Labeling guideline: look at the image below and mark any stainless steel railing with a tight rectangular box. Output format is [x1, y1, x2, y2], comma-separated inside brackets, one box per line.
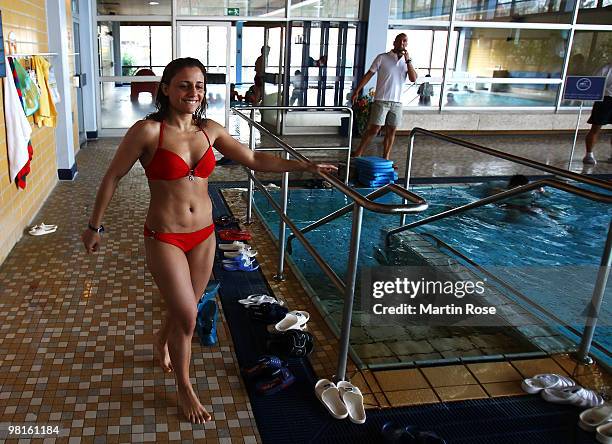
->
[391, 128, 612, 364]
[231, 106, 429, 380]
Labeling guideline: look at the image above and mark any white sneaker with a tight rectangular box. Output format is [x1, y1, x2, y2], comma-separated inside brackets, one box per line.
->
[583, 153, 597, 165]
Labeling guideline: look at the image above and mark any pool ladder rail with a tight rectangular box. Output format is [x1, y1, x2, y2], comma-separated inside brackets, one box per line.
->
[391, 128, 612, 367]
[232, 106, 429, 381]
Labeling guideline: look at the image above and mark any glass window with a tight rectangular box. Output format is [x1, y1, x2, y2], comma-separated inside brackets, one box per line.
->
[97, 0, 171, 15]
[577, 0, 612, 24]
[98, 22, 172, 77]
[176, 0, 286, 17]
[454, 0, 576, 23]
[389, 0, 452, 20]
[289, 0, 360, 19]
[561, 30, 612, 106]
[443, 82, 558, 106]
[449, 27, 568, 80]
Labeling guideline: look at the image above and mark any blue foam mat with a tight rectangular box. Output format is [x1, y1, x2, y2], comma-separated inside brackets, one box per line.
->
[208, 183, 597, 444]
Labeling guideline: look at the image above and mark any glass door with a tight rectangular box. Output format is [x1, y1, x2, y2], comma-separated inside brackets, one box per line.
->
[177, 22, 231, 128]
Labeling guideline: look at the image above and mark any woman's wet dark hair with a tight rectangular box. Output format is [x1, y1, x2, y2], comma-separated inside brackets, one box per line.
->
[507, 174, 529, 189]
[146, 57, 207, 126]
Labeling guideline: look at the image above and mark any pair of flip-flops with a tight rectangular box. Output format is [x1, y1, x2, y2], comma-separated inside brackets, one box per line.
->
[315, 379, 366, 424]
[29, 223, 57, 236]
[222, 255, 259, 272]
[242, 355, 296, 395]
[239, 294, 284, 306]
[522, 373, 604, 408]
[579, 403, 612, 444]
[381, 422, 446, 443]
[218, 229, 252, 241]
[267, 329, 314, 358]
[273, 310, 309, 332]
[248, 302, 288, 324]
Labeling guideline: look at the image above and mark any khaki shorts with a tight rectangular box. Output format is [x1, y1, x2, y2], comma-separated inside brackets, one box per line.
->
[369, 100, 403, 127]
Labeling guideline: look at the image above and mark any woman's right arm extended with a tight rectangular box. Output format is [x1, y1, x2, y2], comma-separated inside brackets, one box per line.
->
[81, 120, 154, 253]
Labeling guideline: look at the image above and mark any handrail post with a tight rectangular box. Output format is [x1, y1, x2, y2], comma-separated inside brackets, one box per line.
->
[335, 205, 364, 381]
[400, 131, 416, 226]
[274, 151, 290, 282]
[246, 108, 255, 225]
[576, 219, 612, 363]
[345, 109, 354, 185]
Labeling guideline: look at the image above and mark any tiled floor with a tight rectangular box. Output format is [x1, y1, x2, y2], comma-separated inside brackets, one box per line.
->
[0, 128, 610, 442]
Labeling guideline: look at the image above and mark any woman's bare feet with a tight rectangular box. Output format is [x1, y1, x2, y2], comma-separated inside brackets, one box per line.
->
[177, 386, 212, 424]
[154, 331, 173, 373]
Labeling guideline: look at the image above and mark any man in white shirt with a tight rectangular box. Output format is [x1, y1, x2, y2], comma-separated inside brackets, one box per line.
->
[583, 62, 612, 165]
[351, 33, 418, 160]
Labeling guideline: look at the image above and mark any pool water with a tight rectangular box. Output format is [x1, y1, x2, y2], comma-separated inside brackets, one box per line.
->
[445, 90, 554, 107]
[253, 184, 611, 362]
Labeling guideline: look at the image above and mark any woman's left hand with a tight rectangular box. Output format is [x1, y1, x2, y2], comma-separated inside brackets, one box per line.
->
[306, 163, 338, 175]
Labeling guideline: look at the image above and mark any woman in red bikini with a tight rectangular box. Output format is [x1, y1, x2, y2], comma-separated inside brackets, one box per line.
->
[81, 58, 336, 424]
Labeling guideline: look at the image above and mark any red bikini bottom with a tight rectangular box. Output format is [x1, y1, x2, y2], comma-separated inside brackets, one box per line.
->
[144, 223, 215, 253]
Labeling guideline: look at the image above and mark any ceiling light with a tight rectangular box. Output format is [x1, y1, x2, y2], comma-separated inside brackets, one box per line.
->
[149, 1, 159, 4]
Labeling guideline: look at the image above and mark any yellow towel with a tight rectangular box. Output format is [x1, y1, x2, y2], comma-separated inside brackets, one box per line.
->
[32, 55, 57, 127]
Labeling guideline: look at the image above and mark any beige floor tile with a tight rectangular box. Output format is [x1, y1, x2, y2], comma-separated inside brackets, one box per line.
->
[435, 385, 488, 402]
[467, 362, 523, 384]
[374, 369, 430, 391]
[511, 358, 568, 378]
[385, 389, 439, 407]
[422, 365, 477, 387]
[483, 381, 528, 397]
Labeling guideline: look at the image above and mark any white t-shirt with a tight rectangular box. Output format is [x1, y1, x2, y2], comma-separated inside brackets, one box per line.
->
[594, 64, 612, 97]
[368, 51, 409, 103]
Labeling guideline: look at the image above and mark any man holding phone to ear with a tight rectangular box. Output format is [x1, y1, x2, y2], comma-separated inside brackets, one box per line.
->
[351, 33, 417, 160]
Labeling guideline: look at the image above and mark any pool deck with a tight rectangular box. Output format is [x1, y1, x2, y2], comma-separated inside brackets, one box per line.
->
[0, 132, 609, 442]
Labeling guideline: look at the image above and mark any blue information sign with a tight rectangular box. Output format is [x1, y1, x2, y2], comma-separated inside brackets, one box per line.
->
[563, 76, 606, 101]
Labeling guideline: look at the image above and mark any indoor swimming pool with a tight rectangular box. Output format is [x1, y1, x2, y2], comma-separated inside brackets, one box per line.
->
[253, 183, 612, 366]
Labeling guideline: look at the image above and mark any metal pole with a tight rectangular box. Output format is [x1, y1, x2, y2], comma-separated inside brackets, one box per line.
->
[274, 151, 290, 282]
[568, 101, 583, 169]
[345, 109, 353, 185]
[246, 108, 255, 224]
[400, 132, 416, 226]
[335, 205, 364, 381]
[576, 219, 612, 363]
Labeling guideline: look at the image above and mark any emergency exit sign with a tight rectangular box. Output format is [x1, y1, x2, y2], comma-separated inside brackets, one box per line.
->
[226, 8, 239, 16]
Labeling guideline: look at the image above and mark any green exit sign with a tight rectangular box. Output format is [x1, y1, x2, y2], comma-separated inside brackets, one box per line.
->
[226, 8, 240, 16]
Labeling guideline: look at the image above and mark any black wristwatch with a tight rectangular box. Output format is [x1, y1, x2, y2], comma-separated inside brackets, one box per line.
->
[88, 223, 105, 234]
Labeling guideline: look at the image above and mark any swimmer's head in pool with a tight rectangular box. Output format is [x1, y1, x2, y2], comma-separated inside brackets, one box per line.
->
[507, 174, 529, 189]
[147, 57, 208, 126]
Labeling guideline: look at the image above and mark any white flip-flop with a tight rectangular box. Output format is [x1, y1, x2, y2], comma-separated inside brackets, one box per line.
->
[542, 385, 604, 408]
[218, 241, 249, 251]
[597, 422, 612, 444]
[580, 403, 612, 432]
[238, 294, 283, 306]
[315, 379, 348, 420]
[275, 310, 309, 331]
[29, 225, 57, 236]
[337, 380, 366, 424]
[521, 373, 575, 394]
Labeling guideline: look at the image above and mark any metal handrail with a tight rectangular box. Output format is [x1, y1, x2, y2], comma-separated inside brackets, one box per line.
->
[417, 232, 611, 359]
[387, 178, 612, 245]
[231, 106, 429, 381]
[232, 107, 428, 214]
[402, 128, 612, 198]
[286, 183, 427, 254]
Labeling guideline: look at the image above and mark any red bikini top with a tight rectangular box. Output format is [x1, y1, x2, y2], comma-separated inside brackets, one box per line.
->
[145, 121, 216, 181]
